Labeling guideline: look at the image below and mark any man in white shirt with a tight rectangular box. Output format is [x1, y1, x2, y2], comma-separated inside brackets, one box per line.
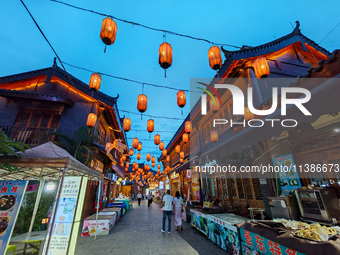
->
[137, 192, 142, 206]
[161, 190, 173, 234]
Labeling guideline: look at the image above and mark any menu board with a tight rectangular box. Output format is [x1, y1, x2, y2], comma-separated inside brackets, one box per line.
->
[0, 180, 27, 255]
[272, 154, 302, 193]
[240, 228, 304, 255]
[47, 176, 81, 255]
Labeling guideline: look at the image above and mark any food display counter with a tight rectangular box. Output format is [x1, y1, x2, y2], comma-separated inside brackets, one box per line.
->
[207, 213, 248, 254]
[81, 213, 117, 236]
[239, 221, 340, 255]
[190, 209, 208, 235]
[100, 207, 122, 223]
[114, 199, 130, 211]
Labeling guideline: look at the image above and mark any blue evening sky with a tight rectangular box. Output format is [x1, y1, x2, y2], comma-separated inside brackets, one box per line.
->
[1, 0, 339, 167]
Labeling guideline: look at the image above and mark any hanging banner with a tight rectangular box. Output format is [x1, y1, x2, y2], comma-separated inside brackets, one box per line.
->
[186, 169, 192, 179]
[46, 176, 81, 255]
[0, 180, 27, 255]
[191, 177, 200, 201]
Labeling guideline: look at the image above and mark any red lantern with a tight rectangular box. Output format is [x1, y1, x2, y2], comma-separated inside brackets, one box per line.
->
[182, 133, 189, 143]
[129, 148, 134, 156]
[166, 155, 170, 162]
[151, 156, 155, 163]
[100, 18, 117, 46]
[175, 145, 181, 154]
[208, 46, 222, 70]
[89, 73, 101, 92]
[120, 162, 124, 168]
[211, 130, 218, 142]
[159, 142, 164, 150]
[158, 164, 161, 169]
[159, 42, 173, 70]
[146, 153, 151, 161]
[87, 113, 97, 128]
[185, 121, 191, 133]
[177, 90, 186, 108]
[137, 153, 141, 160]
[209, 97, 220, 112]
[180, 151, 184, 159]
[137, 94, 148, 113]
[137, 142, 142, 151]
[123, 118, 131, 132]
[134, 164, 138, 170]
[121, 155, 126, 161]
[244, 107, 254, 121]
[152, 162, 155, 168]
[180, 158, 183, 164]
[147, 119, 154, 133]
[253, 57, 270, 79]
[132, 138, 139, 149]
[162, 149, 167, 157]
[154, 134, 160, 145]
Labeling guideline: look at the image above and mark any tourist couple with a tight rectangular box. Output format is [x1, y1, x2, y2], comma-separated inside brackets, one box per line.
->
[161, 190, 183, 234]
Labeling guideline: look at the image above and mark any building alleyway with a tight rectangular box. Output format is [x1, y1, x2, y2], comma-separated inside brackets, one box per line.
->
[75, 201, 225, 255]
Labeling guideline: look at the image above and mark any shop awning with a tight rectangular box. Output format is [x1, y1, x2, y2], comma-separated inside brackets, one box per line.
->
[111, 164, 125, 179]
[0, 141, 102, 180]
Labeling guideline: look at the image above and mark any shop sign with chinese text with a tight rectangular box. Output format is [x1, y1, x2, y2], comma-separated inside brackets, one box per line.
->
[240, 228, 304, 255]
[0, 181, 27, 255]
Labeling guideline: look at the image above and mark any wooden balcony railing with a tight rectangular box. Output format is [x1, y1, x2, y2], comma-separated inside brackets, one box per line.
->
[0, 126, 58, 147]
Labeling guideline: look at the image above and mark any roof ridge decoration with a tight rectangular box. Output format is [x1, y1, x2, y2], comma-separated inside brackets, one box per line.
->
[221, 21, 331, 59]
[0, 60, 120, 107]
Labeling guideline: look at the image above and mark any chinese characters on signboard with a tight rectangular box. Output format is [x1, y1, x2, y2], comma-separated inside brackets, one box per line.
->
[0, 181, 27, 255]
[240, 228, 304, 255]
[46, 177, 81, 255]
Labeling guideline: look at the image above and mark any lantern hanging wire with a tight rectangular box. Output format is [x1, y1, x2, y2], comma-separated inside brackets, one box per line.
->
[141, 83, 145, 120]
[163, 32, 167, 78]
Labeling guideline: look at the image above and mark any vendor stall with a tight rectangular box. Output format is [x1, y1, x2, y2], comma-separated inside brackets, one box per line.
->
[207, 213, 248, 254]
[114, 198, 130, 211]
[81, 213, 117, 236]
[239, 221, 340, 255]
[0, 142, 102, 255]
[190, 209, 208, 235]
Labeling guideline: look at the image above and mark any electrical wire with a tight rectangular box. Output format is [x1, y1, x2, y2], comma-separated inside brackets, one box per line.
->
[130, 129, 176, 133]
[119, 109, 184, 120]
[62, 61, 200, 93]
[50, 0, 241, 49]
[319, 22, 340, 44]
[126, 138, 170, 142]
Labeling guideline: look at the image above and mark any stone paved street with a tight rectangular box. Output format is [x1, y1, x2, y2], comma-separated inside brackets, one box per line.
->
[75, 201, 225, 255]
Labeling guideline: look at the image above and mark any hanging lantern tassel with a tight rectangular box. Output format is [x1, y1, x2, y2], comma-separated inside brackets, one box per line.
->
[181, 108, 183, 115]
[104, 45, 107, 53]
[164, 69, 166, 78]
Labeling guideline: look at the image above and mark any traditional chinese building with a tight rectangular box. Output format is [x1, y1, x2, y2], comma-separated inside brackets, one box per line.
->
[161, 22, 340, 218]
[0, 59, 127, 218]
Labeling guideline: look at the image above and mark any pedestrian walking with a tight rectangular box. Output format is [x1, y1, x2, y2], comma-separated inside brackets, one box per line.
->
[147, 192, 152, 207]
[173, 191, 183, 231]
[161, 190, 173, 234]
[137, 192, 142, 206]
